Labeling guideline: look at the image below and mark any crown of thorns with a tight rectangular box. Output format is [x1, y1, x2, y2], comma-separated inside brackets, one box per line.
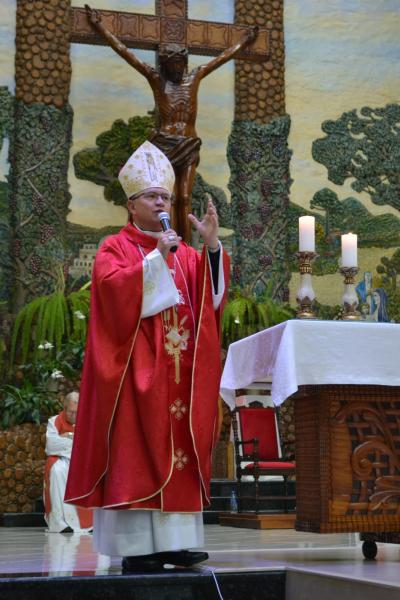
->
[159, 44, 188, 60]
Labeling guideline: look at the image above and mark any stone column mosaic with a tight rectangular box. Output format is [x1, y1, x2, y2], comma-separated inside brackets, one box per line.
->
[0, 424, 46, 514]
[235, 0, 285, 123]
[9, 0, 73, 309]
[229, 0, 290, 301]
[227, 117, 291, 301]
[0, 87, 14, 304]
[228, 1, 293, 450]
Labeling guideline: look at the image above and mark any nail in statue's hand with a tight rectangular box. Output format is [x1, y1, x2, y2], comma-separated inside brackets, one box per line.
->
[246, 26, 259, 44]
[85, 4, 102, 24]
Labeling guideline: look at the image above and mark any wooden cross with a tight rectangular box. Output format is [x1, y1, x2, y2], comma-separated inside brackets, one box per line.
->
[70, 1, 269, 239]
[70, 1, 269, 61]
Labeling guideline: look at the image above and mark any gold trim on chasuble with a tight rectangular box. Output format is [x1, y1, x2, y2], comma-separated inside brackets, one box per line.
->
[162, 307, 190, 384]
[174, 448, 190, 470]
[189, 258, 212, 505]
[170, 398, 188, 420]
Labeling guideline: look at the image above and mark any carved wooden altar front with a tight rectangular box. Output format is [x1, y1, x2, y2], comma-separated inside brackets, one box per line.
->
[294, 385, 400, 533]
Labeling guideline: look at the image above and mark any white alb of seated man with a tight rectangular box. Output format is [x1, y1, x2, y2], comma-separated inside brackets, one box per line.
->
[44, 392, 93, 533]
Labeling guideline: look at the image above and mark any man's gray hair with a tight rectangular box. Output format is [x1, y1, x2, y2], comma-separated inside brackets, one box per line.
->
[64, 391, 79, 405]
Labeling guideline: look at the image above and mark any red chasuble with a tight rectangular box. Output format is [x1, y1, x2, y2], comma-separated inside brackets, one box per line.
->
[65, 224, 229, 512]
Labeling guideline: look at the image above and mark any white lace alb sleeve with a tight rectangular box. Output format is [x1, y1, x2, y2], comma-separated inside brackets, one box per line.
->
[141, 249, 180, 318]
[45, 416, 73, 459]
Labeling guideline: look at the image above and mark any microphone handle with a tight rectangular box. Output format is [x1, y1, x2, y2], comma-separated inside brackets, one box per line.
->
[160, 218, 178, 253]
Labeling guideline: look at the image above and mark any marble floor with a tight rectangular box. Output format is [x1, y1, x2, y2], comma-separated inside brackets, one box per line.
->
[0, 525, 399, 591]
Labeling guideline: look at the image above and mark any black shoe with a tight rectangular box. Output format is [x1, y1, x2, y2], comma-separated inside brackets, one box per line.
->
[154, 550, 209, 567]
[60, 527, 73, 533]
[122, 555, 165, 573]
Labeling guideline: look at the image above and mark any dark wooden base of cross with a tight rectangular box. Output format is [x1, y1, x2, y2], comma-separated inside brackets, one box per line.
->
[172, 198, 191, 245]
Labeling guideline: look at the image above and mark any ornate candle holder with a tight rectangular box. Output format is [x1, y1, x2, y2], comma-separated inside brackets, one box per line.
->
[295, 251, 317, 319]
[339, 266, 360, 320]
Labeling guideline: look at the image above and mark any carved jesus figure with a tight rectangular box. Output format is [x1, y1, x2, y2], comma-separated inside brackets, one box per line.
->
[85, 4, 258, 240]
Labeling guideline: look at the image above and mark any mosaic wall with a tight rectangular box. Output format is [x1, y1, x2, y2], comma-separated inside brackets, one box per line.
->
[0, 2, 399, 492]
[285, 0, 400, 320]
[0, 423, 46, 514]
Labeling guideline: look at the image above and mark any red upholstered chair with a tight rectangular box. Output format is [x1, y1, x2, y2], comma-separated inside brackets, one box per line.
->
[232, 406, 296, 514]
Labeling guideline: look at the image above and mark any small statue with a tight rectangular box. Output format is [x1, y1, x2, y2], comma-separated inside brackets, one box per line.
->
[85, 4, 258, 240]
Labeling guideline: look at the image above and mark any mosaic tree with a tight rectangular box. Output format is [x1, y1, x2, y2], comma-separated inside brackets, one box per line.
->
[73, 114, 231, 250]
[312, 104, 400, 211]
[73, 115, 156, 208]
[228, 117, 292, 300]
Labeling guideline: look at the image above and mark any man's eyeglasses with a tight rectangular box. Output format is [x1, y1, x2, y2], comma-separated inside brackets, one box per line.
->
[138, 192, 172, 203]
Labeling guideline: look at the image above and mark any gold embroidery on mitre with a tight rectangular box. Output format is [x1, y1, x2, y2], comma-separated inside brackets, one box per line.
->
[174, 448, 189, 470]
[162, 309, 190, 384]
[145, 152, 158, 181]
[118, 141, 175, 199]
[169, 398, 187, 420]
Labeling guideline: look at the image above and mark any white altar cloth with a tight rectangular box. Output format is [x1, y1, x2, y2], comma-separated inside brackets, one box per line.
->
[220, 320, 400, 409]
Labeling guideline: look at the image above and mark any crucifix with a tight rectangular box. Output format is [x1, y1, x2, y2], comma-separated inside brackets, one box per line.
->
[70, 1, 270, 241]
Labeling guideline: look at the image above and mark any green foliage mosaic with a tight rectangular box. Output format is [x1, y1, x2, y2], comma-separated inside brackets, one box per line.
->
[227, 117, 292, 301]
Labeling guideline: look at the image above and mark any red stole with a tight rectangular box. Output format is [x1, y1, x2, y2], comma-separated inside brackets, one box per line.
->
[65, 224, 229, 510]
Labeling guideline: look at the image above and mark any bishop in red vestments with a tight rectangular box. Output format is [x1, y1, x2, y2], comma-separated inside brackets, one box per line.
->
[65, 141, 229, 571]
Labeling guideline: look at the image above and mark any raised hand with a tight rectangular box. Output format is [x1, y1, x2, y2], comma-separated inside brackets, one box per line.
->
[188, 197, 219, 249]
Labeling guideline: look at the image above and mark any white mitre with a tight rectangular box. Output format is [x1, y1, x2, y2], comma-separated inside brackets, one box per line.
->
[118, 140, 175, 199]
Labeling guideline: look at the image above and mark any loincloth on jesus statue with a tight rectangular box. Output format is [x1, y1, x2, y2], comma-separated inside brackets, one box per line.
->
[150, 132, 201, 170]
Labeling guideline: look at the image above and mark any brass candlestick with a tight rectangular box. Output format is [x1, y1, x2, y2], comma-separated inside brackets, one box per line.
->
[339, 266, 360, 320]
[295, 251, 317, 319]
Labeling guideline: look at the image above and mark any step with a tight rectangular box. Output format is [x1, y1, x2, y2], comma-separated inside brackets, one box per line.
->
[0, 570, 286, 600]
[286, 569, 400, 600]
[0, 513, 46, 528]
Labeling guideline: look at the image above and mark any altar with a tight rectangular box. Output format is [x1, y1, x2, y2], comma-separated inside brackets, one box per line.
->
[220, 320, 400, 544]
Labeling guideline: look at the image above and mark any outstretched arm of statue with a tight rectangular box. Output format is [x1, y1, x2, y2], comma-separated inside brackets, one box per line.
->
[84, 4, 156, 81]
[196, 26, 259, 80]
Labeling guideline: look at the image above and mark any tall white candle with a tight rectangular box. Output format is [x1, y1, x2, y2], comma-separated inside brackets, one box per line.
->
[341, 232, 358, 267]
[299, 216, 315, 252]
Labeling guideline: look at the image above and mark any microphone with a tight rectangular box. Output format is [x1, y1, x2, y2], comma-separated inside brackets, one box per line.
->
[158, 211, 178, 253]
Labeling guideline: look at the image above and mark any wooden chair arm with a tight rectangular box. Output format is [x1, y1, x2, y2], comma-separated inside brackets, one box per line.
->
[234, 438, 260, 464]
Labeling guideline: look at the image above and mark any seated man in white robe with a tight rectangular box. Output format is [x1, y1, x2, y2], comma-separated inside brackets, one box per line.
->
[44, 392, 93, 533]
